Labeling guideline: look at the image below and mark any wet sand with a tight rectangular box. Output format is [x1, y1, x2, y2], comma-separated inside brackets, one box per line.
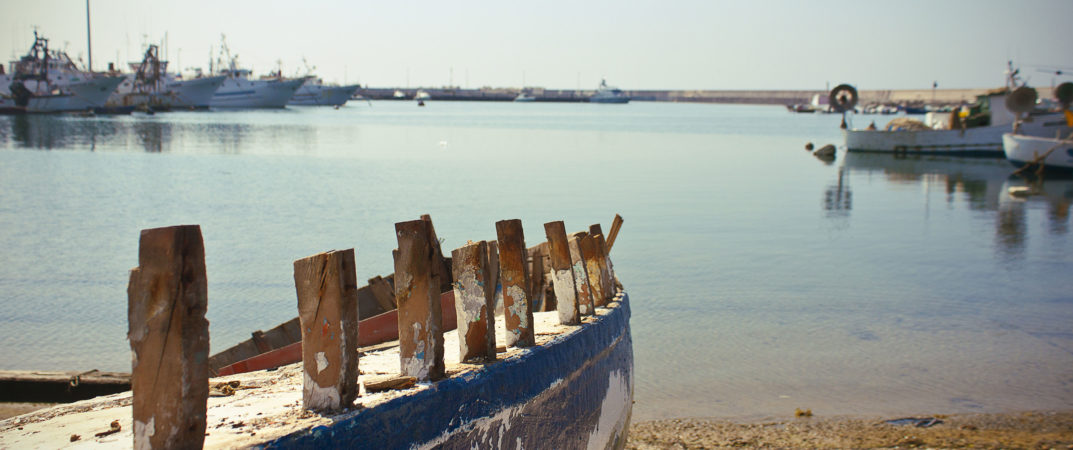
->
[627, 411, 1073, 449]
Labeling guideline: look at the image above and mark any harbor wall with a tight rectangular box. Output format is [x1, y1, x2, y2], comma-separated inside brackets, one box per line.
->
[360, 87, 1056, 106]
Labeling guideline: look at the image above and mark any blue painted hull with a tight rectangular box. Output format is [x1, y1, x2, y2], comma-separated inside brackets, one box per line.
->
[262, 292, 634, 449]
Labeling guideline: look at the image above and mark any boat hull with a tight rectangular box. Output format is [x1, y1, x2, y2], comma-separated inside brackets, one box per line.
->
[1003, 133, 1073, 175]
[22, 76, 124, 113]
[289, 83, 360, 106]
[844, 113, 1069, 156]
[210, 78, 304, 108]
[265, 291, 634, 450]
[589, 96, 630, 104]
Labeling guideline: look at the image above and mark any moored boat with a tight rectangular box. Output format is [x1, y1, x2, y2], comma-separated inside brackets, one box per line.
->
[841, 65, 1071, 156]
[107, 45, 226, 110]
[207, 38, 304, 108]
[1002, 132, 1073, 175]
[590, 78, 629, 104]
[0, 31, 124, 114]
[288, 78, 360, 106]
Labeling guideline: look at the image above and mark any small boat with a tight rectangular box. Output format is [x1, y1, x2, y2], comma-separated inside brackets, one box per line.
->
[0, 31, 124, 114]
[288, 78, 360, 106]
[107, 44, 226, 110]
[414, 89, 431, 101]
[589, 78, 630, 104]
[513, 91, 536, 102]
[1003, 131, 1073, 175]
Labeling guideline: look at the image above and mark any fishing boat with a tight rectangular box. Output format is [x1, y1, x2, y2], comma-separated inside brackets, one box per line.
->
[841, 65, 1070, 156]
[0, 31, 124, 114]
[207, 38, 305, 108]
[1002, 132, 1073, 175]
[513, 91, 536, 102]
[288, 78, 360, 106]
[589, 78, 629, 104]
[107, 44, 226, 110]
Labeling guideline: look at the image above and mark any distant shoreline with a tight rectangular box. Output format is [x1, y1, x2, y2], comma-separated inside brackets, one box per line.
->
[359, 86, 1057, 106]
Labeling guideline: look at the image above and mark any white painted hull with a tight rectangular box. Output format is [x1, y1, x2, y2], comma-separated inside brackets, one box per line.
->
[109, 75, 226, 110]
[24, 76, 124, 113]
[210, 78, 305, 108]
[288, 83, 359, 106]
[843, 112, 1069, 156]
[1002, 133, 1073, 173]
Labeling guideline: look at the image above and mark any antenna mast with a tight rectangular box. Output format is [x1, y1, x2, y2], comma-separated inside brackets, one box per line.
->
[85, 0, 92, 72]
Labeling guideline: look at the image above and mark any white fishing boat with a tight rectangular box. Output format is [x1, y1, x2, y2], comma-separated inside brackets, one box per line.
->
[108, 45, 225, 110]
[841, 64, 1070, 156]
[0, 31, 124, 114]
[288, 78, 360, 106]
[513, 91, 536, 102]
[589, 78, 629, 104]
[207, 38, 304, 108]
[1002, 131, 1073, 175]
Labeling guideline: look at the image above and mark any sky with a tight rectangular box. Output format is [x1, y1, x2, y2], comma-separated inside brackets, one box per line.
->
[2, 0, 1072, 91]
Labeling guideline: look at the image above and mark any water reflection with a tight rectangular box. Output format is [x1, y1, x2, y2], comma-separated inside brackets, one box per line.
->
[837, 152, 1073, 258]
[1, 113, 316, 155]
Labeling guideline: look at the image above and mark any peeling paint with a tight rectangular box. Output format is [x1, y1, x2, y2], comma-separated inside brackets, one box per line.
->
[304, 369, 341, 411]
[587, 369, 632, 450]
[134, 417, 154, 450]
[551, 268, 577, 324]
[315, 352, 329, 373]
[506, 285, 529, 331]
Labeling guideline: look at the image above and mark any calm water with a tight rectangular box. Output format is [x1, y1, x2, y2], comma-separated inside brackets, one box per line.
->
[1, 102, 1071, 421]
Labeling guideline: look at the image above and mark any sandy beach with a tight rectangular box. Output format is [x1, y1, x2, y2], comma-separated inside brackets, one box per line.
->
[627, 410, 1073, 449]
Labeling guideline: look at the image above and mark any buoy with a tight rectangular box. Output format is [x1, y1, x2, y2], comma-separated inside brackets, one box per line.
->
[805, 142, 814, 151]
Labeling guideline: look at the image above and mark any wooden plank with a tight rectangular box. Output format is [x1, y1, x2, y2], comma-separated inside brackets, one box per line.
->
[580, 233, 607, 307]
[496, 219, 535, 347]
[367, 275, 397, 311]
[394, 220, 445, 381]
[127, 225, 209, 450]
[355, 284, 387, 319]
[421, 214, 454, 292]
[527, 244, 549, 312]
[606, 214, 624, 253]
[486, 240, 501, 312]
[568, 232, 595, 315]
[293, 249, 360, 412]
[544, 221, 580, 325]
[594, 234, 615, 299]
[450, 241, 497, 362]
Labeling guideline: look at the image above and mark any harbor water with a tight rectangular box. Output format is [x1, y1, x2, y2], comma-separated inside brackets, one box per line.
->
[1, 102, 1070, 421]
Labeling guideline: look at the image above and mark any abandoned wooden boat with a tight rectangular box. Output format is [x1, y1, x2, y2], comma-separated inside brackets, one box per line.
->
[0, 291, 633, 449]
[0, 215, 631, 449]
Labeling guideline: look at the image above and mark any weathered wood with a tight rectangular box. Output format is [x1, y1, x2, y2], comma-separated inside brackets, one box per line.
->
[127, 225, 209, 450]
[486, 240, 501, 311]
[567, 232, 595, 315]
[527, 245, 549, 312]
[450, 241, 497, 362]
[594, 234, 616, 299]
[589, 224, 604, 243]
[544, 221, 580, 325]
[395, 220, 445, 381]
[606, 214, 624, 253]
[355, 284, 387, 318]
[363, 375, 417, 393]
[367, 275, 397, 311]
[496, 219, 535, 347]
[421, 214, 454, 292]
[580, 233, 607, 307]
[293, 249, 360, 412]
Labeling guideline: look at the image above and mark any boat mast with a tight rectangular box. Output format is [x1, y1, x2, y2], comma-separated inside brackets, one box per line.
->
[85, 0, 92, 72]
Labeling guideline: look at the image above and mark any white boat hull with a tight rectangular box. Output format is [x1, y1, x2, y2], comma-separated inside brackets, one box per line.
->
[288, 83, 359, 106]
[210, 78, 304, 108]
[109, 75, 226, 110]
[844, 112, 1070, 156]
[24, 76, 124, 113]
[1003, 132, 1073, 174]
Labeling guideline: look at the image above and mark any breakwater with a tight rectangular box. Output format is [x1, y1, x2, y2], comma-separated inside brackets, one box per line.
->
[359, 86, 1050, 105]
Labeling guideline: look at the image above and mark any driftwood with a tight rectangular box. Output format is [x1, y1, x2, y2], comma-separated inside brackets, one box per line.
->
[363, 375, 417, 393]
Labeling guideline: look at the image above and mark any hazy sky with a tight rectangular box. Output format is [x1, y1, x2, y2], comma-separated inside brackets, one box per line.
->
[3, 0, 1071, 90]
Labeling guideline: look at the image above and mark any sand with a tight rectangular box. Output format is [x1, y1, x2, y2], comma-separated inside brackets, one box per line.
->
[627, 411, 1073, 449]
